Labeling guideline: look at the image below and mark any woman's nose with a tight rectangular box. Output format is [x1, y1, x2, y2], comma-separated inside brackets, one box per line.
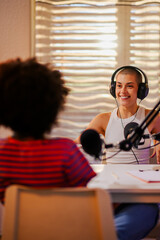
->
[121, 86, 127, 93]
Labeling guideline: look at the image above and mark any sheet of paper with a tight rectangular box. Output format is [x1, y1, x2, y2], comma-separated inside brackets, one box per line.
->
[127, 170, 160, 183]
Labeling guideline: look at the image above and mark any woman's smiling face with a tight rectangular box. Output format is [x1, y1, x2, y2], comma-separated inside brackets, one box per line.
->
[115, 73, 139, 108]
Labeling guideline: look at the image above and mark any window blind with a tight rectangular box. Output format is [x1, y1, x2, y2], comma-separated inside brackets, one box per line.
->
[32, 0, 160, 139]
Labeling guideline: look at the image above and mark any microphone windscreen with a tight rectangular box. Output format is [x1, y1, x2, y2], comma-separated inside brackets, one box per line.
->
[124, 122, 139, 139]
[124, 122, 142, 148]
[80, 129, 102, 158]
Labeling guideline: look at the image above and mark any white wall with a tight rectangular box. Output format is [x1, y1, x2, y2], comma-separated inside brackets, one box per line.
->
[0, 0, 31, 138]
[0, 1, 31, 231]
[0, 0, 31, 61]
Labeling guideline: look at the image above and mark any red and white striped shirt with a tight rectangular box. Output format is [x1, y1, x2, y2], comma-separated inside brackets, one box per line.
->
[0, 137, 96, 203]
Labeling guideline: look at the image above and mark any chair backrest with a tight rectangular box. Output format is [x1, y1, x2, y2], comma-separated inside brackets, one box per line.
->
[2, 185, 117, 240]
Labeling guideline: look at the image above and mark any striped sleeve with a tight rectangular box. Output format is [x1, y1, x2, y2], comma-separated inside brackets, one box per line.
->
[64, 140, 97, 186]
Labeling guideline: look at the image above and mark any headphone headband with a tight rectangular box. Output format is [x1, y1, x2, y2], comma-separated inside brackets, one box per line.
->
[110, 65, 149, 100]
[111, 65, 148, 85]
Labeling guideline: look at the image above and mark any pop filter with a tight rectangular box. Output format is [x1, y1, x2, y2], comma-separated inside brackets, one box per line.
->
[124, 122, 143, 148]
[80, 129, 102, 159]
[124, 122, 139, 139]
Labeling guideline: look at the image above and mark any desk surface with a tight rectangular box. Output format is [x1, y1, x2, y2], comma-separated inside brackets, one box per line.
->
[87, 164, 160, 203]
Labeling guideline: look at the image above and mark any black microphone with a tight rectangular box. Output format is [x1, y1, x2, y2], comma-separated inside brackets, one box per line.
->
[120, 99, 160, 151]
[124, 122, 139, 139]
[80, 128, 133, 158]
[80, 129, 102, 159]
[80, 129, 119, 158]
[124, 122, 143, 148]
[124, 122, 160, 145]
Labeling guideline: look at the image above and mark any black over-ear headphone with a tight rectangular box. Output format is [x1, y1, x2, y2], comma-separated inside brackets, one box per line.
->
[110, 66, 149, 100]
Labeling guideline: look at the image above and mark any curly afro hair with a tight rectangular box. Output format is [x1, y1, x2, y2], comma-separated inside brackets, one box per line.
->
[0, 58, 69, 139]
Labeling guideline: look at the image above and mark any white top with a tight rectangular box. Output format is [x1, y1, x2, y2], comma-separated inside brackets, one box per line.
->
[105, 106, 151, 164]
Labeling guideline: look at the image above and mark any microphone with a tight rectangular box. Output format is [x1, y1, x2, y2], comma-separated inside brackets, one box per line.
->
[80, 129, 102, 159]
[121, 99, 160, 151]
[124, 122, 143, 148]
[80, 129, 120, 158]
[124, 122, 139, 139]
[124, 122, 160, 146]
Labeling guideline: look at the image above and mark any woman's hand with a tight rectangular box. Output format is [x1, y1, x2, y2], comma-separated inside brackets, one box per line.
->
[150, 140, 160, 164]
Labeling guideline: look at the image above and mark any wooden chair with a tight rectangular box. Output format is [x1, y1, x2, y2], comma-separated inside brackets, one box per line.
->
[2, 185, 117, 240]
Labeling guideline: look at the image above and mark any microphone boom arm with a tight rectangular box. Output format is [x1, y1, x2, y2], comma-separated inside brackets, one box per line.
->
[120, 99, 160, 151]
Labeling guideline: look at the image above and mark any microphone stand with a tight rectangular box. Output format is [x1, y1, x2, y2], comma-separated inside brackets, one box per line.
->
[120, 99, 160, 151]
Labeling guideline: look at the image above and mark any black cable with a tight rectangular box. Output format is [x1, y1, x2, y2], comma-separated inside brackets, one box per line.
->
[103, 149, 122, 161]
[136, 141, 160, 150]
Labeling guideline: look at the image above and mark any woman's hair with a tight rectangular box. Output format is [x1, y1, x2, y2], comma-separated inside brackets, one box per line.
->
[0, 58, 69, 139]
[117, 67, 142, 86]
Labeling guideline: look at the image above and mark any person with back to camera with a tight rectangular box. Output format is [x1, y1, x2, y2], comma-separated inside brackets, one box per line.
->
[0, 58, 97, 207]
[75, 66, 160, 240]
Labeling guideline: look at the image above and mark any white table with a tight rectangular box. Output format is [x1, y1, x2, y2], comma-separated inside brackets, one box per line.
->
[87, 164, 160, 203]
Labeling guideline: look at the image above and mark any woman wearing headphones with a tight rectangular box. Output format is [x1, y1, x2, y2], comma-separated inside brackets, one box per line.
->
[91, 66, 160, 164]
[75, 66, 160, 240]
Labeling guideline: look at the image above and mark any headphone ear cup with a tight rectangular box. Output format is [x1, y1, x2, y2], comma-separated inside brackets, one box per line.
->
[110, 81, 116, 98]
[137, 83, 149, 100]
